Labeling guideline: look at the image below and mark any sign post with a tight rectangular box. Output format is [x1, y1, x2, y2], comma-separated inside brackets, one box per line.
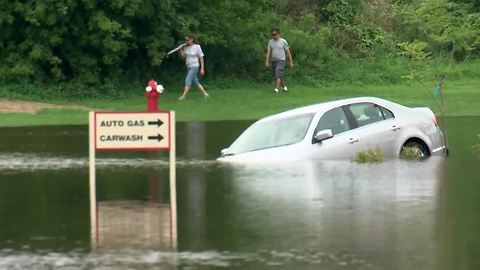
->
[89, 111, 176, 248]
[89, 112, 97, 244]
[169, 112, 176, 245]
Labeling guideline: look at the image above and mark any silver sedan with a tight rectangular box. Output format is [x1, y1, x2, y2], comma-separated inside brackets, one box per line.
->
[218, 97, 447, 162]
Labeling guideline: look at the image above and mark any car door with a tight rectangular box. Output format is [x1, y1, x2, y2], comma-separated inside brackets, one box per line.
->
[344, 102, 398, 156]
[310, 106, 366, 159]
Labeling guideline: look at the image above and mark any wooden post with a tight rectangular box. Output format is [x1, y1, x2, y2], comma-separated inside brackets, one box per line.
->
[89, 112, 97, 248]
[169, 111, 177, 248]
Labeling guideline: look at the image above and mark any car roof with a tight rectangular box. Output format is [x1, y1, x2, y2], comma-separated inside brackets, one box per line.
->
[259, 97, 402, 122]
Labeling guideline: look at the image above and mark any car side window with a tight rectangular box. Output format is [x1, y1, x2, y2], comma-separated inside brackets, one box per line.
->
[380, 106, 394, 119]
[348, 103, 392, 127]
[315, 107, 351, 136]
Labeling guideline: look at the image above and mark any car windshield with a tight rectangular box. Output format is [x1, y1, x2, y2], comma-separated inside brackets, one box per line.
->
[227, 113, 314, 155]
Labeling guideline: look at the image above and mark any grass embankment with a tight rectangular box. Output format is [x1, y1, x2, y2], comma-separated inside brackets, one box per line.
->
[0, 78, 479, 127]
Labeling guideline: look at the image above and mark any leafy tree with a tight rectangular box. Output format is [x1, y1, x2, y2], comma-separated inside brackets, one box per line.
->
[397, 0, 480, 146]
[452, 0, 480, 11]
[317, 0, 364, 25]
[0, 0, 272, 85]
[1, 0, 479, 93]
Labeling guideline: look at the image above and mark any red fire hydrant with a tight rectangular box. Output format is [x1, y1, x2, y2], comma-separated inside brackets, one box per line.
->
[145, 79, 164, 112]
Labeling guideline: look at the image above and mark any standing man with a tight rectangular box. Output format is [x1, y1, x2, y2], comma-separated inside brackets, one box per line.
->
[178, 35, 209, 100]
[265, 28, 293, 93]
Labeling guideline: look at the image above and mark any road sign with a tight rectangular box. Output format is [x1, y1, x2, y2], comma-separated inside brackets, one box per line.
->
[94, 111, 170, 150]
[88, 110, 177, 248]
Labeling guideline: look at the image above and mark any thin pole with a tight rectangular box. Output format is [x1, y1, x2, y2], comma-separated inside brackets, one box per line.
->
[89, 112, 97, 249]
[169, 111, 177, 248]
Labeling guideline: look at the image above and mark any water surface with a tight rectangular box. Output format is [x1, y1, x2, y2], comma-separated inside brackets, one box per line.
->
[0, 117, 479, 269]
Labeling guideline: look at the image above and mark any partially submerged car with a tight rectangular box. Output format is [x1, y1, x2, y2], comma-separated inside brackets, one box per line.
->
[218, 97, 446, 162]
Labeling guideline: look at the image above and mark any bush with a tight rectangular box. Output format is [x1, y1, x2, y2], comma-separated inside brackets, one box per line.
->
[353, 148, 386, 163]
[1, 0, 478, 94]
[400, 147, 424, 160]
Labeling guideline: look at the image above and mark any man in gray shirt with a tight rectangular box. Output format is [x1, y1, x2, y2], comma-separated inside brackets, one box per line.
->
[265, 28, 294, 93]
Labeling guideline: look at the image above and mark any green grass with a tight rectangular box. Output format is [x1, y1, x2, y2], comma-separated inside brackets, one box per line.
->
[473, 134, 480, 156]
[1, 78, 479, 127]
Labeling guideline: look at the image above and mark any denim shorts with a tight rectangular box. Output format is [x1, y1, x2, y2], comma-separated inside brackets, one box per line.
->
[185, 66, 200, 87]
[271, 60, 285, 80]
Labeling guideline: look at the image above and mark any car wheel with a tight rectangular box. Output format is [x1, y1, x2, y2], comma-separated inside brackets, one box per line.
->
[401, 141, 430, 159]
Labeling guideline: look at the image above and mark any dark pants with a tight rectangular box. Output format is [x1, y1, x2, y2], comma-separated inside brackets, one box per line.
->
[271, 60, 285, 80]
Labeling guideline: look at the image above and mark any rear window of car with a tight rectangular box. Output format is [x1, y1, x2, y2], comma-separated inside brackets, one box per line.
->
[347, 103, 394, 127]
[380, 107, 394, 119]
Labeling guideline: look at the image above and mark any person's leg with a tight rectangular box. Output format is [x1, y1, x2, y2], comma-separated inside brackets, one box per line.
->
[179, 67, 197, 100]
[197, 84, 209, 97]
[275, 61, 286, 92]
[190, 69, 208, 97]
[281, 79, 287, 91]
[272, 61, 279, 92]
[179, 85, 190, 100]
[276, 78, 282, 91]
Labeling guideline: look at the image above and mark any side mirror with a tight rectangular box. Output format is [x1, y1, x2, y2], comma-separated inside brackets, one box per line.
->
[314, 129, 333, 143]
[220, 148, 229, 156]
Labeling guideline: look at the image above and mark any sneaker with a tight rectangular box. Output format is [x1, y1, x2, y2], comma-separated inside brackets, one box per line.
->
[274, 88, 279, 93]
[178, 96, 186, 101]
[283, 86, 288, 92]
[204, 93, 209, 98]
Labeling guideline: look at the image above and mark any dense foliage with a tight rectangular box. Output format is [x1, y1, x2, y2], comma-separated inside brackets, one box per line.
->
[0, 0, 479, 90]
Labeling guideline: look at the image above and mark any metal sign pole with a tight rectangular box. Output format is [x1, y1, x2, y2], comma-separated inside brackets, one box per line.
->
[89, 112, 97, 248]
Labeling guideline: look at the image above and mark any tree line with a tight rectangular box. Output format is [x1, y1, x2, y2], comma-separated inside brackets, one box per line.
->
[1, 0, 479, 87]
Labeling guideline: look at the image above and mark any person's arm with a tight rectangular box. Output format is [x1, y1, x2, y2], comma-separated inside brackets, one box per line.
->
[199, 56, 205, 75]
[179, 47, 186, 59]
[196, 45, 205, 75]
[265, 45, 271, 68]
[286, 48, 293, 68]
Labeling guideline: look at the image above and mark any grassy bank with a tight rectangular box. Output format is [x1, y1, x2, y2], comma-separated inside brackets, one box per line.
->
[0, 78, 479, 127]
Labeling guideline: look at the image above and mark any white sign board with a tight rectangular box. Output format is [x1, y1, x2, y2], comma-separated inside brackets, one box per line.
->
[94, 111, 170, 150]
[88, 110, 177, 249]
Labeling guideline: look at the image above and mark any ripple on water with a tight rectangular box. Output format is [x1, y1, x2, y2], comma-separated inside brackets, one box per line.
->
[0, 152, 222, 172]
[0, 249, 370, 269]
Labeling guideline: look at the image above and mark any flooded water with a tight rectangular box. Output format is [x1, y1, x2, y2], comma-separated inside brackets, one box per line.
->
[0, 117, 479, 269]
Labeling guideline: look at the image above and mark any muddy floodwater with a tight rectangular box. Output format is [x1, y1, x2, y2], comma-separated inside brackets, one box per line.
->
[0, 117, 479, 269]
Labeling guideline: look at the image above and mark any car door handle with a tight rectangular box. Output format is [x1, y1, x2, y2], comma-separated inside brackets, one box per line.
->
[348, 137, 359, 144]
[391, 125, 401, 131]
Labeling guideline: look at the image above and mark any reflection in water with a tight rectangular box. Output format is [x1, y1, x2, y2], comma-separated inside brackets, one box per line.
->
[437, 143, 480, 270]
[185, 122, 206, 159]
[0, 118, 479, 269]
[96, 201, 171, 250]
[90, 158, 178, 252]
[199, 158, 444, 269]
[180, 164, 208, 251]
